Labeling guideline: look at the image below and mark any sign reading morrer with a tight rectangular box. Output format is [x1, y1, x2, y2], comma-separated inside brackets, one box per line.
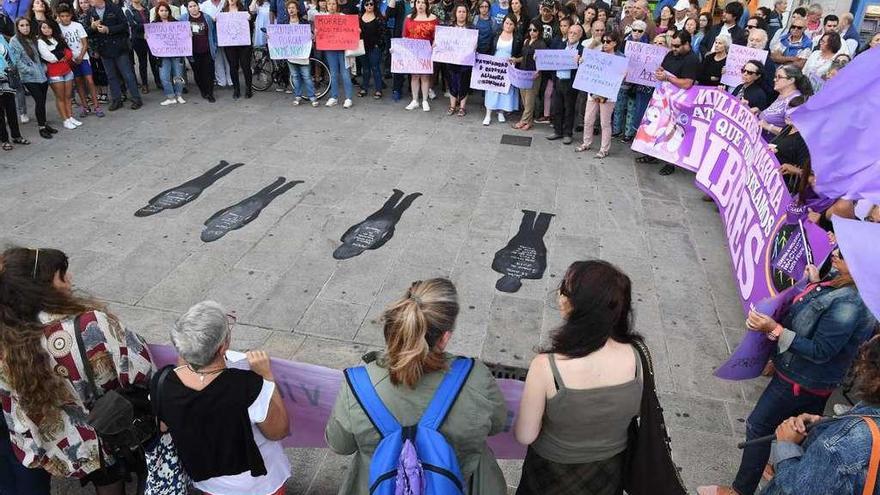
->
[492, 210, 554, 292]
[314, 14, 360, 51]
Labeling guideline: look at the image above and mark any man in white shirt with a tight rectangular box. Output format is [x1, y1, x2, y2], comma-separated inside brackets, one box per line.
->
[672, 0, 688, 31]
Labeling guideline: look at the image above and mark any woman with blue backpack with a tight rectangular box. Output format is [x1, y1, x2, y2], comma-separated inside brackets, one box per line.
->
[325, 278, 509, 495]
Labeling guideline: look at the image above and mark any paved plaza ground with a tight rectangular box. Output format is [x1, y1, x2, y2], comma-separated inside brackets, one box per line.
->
[2, 87, 771, 494]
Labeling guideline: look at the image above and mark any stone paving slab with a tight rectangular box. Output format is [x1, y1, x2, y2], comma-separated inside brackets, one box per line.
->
[1, 87, 765, 494]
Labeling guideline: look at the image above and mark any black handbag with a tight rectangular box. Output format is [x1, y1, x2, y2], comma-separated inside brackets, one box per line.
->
[624, 339, 689, 495]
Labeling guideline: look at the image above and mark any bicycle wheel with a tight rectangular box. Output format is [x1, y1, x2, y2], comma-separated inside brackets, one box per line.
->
[310, 58, 331, 100]
[251, 49, 273, 91]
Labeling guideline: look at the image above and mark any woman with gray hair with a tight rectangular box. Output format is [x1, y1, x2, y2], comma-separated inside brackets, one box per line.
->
[698, 32, 729, 86]
[158, 300, 291, 495]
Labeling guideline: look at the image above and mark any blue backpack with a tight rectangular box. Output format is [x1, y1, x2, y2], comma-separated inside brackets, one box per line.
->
[344, 358, 475, 495]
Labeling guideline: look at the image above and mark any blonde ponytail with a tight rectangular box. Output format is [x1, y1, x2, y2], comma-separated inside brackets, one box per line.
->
[382, 279, 459, 388]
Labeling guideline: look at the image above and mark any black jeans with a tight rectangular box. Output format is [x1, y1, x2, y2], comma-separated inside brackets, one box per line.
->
[191, 52, 215, 98]
[131, 37, 161, 89]
[224, 45, 253, 94]
[551, 78, 577, 137]
[23, 82, 48, 127]
[0, 93, 22, 142]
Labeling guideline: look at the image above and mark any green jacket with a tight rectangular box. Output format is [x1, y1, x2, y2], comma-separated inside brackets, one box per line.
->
[325, 352, 509, 495]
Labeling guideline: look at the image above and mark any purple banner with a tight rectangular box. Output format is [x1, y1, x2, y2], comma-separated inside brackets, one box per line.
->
[833, 217, 880, 321]
[148, 344, 527, 458]
[771, 220, 834, 280]
[390, 38, 433, 74]
[631, 83, 831, 379]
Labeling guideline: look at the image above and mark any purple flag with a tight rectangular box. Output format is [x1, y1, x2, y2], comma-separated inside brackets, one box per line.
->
[789, 48, 880, 203]
[832, 216, 880, 321]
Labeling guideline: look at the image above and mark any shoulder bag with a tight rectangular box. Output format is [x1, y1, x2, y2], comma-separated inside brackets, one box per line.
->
[144, 365, 191, 495]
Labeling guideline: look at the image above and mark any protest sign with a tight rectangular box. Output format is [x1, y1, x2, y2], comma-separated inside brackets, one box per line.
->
[534, 49, 578, 70]
[631, 83, 838, 379]
[144, 22, 192, 57]
[470, 54, 511, 92]
[508, 67, 537, 89]
[390, 38, 433, 74]
[216, 12, 251, 47]
[721, 44, 768, 87]
[314, 14, 360, 50]
[572, 49, 628, 99]
[624, 41, 668, 87]
[266, 24, 312, 60]
[148, 344, 527, 459]
[431, 26, 477, 66]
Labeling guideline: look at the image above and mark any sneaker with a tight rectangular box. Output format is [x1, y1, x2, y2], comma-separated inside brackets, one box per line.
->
[94, 107, 105, 117]
[422, 100, 430, 112]
[482, 114, 491, 126]
[325, 98, 338, 107]
[275, 87, 285, 92]
[292, 97, 302, 106]
[343, 98, 353, 108]
[427, 88, 436, 100]
[444, 90, 451, 98]
[534, 116, 551, 124]
[405, 100, 419, 111]
[285, 88, 293, 94]
[176, 96, 186, 104]
[497, 112, 505, 123]
[63, 119, 77, 130]
[20, 114, 29, 124]
[311, 98, 319, 107]
[70, 118, 83, 127]
[160, 98, 177, 106]
[77, 106, 89, 119]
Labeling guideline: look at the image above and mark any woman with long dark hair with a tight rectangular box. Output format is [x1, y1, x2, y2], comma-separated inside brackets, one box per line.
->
[0, 34, 29, 151]
[515, 260, 645, 495]
[0, 247, 154, 495]
[151, 1, 187, 105]
[180, 0, 219, 102]
[358, 0, 384, 98]
[9, 17, 56, 140]
[443, 2, 473, 116]
[36, 20, 80, 130]
[222, 0, 256, 99]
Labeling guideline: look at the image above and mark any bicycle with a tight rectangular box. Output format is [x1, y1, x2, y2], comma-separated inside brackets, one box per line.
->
[251, 45, 331, 99]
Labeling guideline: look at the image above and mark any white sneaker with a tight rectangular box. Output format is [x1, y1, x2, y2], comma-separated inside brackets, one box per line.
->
[275, 87, 285, 92]
[70, 118, 83, 126]
[428, 88, 437, 100]
[325, 98, 338, 107]
[444, 90, 451, 98]
[292, 97, 302, 106]
[160, 98, 177, 106]
[482, 114, 491, 126]
[405, 100, 419, 110]
[343, 98, 353, 108]
[63, 119, 77, 130]
[497, 112, 506, 123]
[422, 100, 430, 112]
[20, 114, 29, 124]
[311, 99, 319, 107]
[285, 88, 293, 94]
[176, 96, 186, 104]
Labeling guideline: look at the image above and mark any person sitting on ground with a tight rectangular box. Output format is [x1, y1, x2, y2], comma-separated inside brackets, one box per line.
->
[0, 247, 155, 495]
[325, 278, 508, 495]
[760, 334, 880, 494]
[514, 260, 645, 494]
[158, 301, 290, 495]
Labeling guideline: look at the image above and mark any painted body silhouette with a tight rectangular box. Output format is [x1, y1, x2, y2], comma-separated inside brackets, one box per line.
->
[492, 210, 554, 292]
[135, 161, 244, 217]
[201, 177, 302, 242]
[333, 189, 422, 259]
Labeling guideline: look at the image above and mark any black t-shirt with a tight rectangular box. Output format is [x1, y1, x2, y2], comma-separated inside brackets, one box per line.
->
[661, 50, 700, 81]
[159, 368, 267, 482]
[698, 55, 725, 86]
[534, 16, 558, 45]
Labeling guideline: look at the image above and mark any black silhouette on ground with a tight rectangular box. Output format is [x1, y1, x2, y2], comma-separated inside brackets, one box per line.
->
[333, 189, 422, 260]
[492, 210, 554, 292]
[200, 177, 302, 242]
[134, 160, 245, 217]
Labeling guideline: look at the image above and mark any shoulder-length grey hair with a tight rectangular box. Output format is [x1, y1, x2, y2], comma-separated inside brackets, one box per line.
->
[171, 300, 230, 369]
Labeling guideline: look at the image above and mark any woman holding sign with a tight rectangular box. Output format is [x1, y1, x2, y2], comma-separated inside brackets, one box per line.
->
[482, 13, 519, 125]
[181, 0, 219, 102]
[443, 3, 473, 116]
[316, 0, 355, 107]
[512, 19, 545, 129]
[222, 0, 256, 99]
[575, 31, 621, 157]
[402, 0, 438, 111]
[152, 2, 188, 105]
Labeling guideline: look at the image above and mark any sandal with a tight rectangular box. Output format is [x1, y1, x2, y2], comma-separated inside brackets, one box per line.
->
[374, 91, 382, 99]
[594, 150, 608, 159]
[457, 107, 466, 117]
[512, 121, 525, 129]
[1, 142, 12, 151]
[447, 106, 456, 115]
[12, 138, 30, 145]
[574, 144, 590, 153]
[358, 89, 367, 97]
[520, 123, 532, 131]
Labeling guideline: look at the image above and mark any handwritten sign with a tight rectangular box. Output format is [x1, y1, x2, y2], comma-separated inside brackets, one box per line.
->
[431, 26, 477, 66]
[624, 41, 668, 87]
[469, 53, 510, 93]
[508, 67, 537, 89]
[573, 49, 628, 99]
[314, 14, 360, 50]
[267, 24, 312, 60]
[534, 49, 578, 70]
[216, 12, 251, 47]
[721, 44, 769, 87]
[390, 38, 433, 74]
[144, 22, 192, 57]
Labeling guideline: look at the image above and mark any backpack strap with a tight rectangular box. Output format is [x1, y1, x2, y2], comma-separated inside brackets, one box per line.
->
[345, 366, 401, 438]
[419, 358, 475, 431]
[862, 416, 880, 495]
[72, 314, 100, 406]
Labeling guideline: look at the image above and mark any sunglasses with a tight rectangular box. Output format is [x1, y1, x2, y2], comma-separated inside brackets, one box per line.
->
[746, 24, 757, 28]
[528, 27, 538, 31]
[741, 68, 758, 75]
[602, 38, 614, 43]
[790, 25, 805, 30]
[631, 28, 644, 32]
[774, 74, 791, 80]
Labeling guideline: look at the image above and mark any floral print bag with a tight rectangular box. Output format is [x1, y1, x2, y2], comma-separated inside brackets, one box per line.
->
[145, 366, 190, 495]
